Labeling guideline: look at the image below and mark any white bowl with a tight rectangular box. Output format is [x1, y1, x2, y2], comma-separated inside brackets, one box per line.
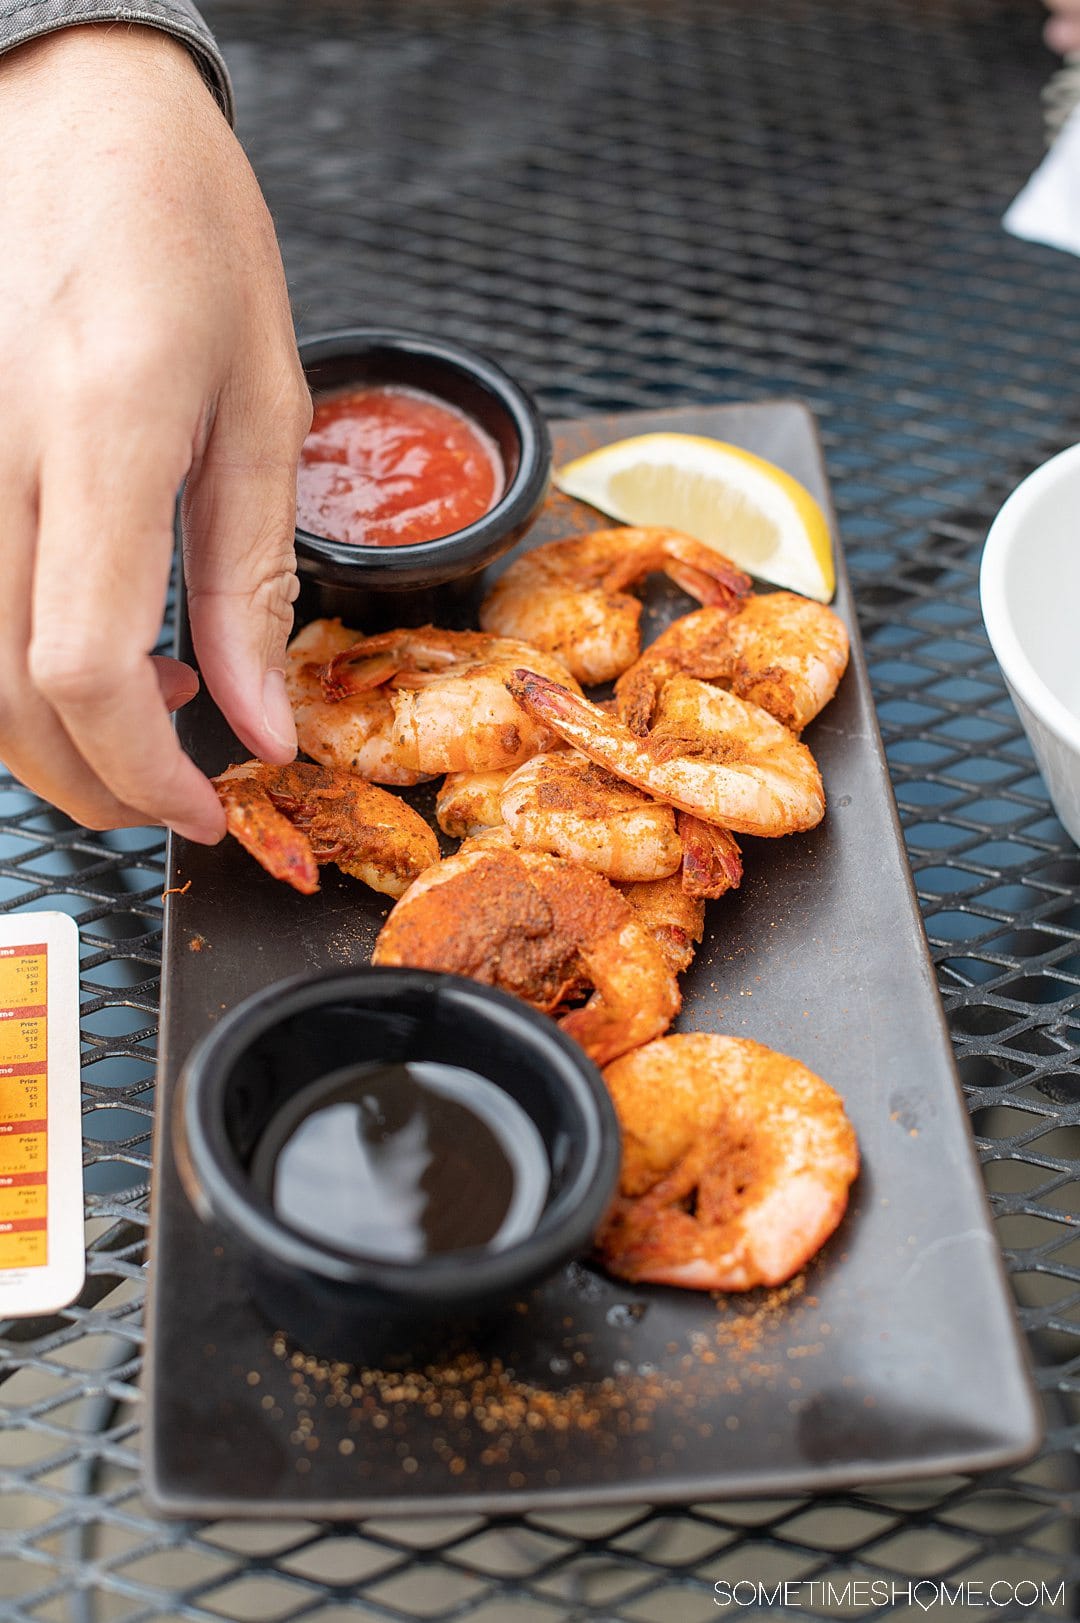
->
[981, 443, 1080, 846]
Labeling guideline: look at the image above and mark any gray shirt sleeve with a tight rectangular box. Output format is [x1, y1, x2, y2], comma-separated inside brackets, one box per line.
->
[0, 1, 233, 122]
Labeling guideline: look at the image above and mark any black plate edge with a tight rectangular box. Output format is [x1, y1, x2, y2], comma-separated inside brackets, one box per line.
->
[142, 1415, 1044, 1522]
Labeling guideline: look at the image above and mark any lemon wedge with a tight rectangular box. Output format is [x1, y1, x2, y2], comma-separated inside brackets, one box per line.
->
[554, 432, 835, 602]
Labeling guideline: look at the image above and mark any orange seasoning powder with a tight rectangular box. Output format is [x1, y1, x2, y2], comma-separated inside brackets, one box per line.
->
[296, 384, 504, 547]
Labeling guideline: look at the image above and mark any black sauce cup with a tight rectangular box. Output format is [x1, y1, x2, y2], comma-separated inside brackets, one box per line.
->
[295, 328, 552, 629]
[174, 968, 619, 1364]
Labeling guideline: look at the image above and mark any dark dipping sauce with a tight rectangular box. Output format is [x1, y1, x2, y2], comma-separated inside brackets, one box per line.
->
[249, 1060, 549, 1262]
[295, 384, 505, 547]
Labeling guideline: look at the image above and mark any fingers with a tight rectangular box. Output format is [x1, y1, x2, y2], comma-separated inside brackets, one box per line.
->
[29, 419, 226, 843]
[1046, 15, 1080, 52]
[1046, 0, 1080, 52]
[0, 469, 150, 829]
[0, 705, 151, 830]
[2, 352, 306, 842]
[153, 655, 201, 714]
[184, 369, 311, 764]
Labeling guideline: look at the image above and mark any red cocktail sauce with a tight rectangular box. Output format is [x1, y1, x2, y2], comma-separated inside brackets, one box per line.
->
[296, 384, 504, 547]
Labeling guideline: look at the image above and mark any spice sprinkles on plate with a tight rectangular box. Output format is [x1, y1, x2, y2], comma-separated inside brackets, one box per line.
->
[245, 1273, 828, 1484]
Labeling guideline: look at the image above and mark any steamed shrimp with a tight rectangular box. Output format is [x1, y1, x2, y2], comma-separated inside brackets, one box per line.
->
[435, 767, 515, 838]
[443, 752, 743, 893]
[509, 670, 825, 837]
[617, 872, 705, 976]
[214, 761, 439, 897]
[480, 527, 752, 684]
[616, 593, 850, 736]
[596, 1034, 859, 1290]
[285, 619, 428, 787]
[701, 591, 849, 731]
[319, 627, 583, 775]
[372, 843, 680, 1066]
[499, 752, 683, 883]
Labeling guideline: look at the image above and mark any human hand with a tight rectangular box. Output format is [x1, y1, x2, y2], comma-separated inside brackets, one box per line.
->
[1045, 0, 1080, 55]
[0, 24, 311, 842]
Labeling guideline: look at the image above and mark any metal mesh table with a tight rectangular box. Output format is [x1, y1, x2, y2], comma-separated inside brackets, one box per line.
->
[3, 1, 1079, 1617]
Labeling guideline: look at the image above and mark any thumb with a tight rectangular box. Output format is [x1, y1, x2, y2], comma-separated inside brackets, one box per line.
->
[182, 394, 309, 763]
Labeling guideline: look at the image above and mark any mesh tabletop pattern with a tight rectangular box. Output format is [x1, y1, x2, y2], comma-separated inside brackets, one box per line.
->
[3, 0, 1079, 1618]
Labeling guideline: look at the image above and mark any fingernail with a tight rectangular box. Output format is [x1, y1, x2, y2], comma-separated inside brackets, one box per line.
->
[262, 667, 297, 754]
[166, 676, 201, 715]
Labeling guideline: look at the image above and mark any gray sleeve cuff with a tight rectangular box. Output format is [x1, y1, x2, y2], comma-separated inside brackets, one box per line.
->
[0, 2, 234, 123]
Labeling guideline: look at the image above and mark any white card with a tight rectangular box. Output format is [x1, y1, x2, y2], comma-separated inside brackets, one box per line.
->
[0, 912, 84, 1317]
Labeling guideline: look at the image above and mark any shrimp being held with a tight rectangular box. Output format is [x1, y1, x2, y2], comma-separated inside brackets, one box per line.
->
[372, 843, 680, 1066]
[285, 619, 428, 787]
[480, 527, 752, 685]
[616, 593, 850, 736]
[320, 627, 583, 775]
[509, 670, 825, 838]
[596, 1034, 859, 1290]
[214, 761, 439, 898]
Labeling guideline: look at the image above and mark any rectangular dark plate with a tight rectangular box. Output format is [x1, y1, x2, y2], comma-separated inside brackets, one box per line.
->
[144, 401, 1040, 1518]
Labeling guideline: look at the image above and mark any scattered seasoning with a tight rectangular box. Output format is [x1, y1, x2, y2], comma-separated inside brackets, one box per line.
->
[325, 924, 372, 967]
[251, 1270, 824, 1478]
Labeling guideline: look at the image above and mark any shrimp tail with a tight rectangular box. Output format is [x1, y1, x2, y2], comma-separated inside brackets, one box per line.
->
[320, 634, 408, 701]
[677, 812, 742, 899]
[215, 781, 321, 895]
[615, 662, 667, 736]
[560, 1001, 638, 1068]
[507, 667, 586, 726]
[509, 667, 657, 776]
[661, 537, 753, 610]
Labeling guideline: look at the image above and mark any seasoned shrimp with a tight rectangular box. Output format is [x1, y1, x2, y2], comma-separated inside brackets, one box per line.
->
[617, 872, 705, 976]
[617, 593, 850, 736]
[677, 813, 743, 899]
[372, 843, 680, 1066]
[435, 768, 515, 838]
[214, 761, 439, 898]
[509, 670, 825, 837]
[596, 1034, 859, 1290]
[285, 619, 428, 787]
[499, 752, 682, 883]
[480, 527, 752, 685]
[319, 627, 582, 775]
[447, 757, 742, 896]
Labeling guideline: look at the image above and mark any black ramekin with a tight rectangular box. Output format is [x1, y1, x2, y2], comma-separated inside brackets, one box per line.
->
[173, 968, 618, 1363]
[295, 328, 551, 628]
